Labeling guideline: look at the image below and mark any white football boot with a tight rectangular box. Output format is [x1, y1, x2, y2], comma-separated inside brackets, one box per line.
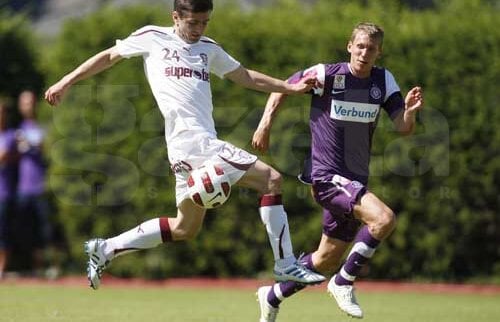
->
[274, 261, 326, 285]
[327, 275, 363, 318]
[84, 238, 110, 290]
[256, 286, 279, 322]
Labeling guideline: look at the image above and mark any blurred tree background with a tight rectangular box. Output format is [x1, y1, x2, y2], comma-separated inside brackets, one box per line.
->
[1, 0, 498, 282]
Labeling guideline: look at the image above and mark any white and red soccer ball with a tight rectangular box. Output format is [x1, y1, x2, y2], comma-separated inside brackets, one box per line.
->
[187, 161, 231, 209]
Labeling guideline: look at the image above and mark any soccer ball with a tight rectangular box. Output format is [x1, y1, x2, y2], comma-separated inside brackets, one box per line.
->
[187, 162, 231, 209]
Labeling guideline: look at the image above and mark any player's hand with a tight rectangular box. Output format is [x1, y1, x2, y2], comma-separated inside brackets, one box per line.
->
[252, 127, 271, 153]
[405, 86, 424, 114]
[288, 71, 320, 94]
[292, 75, 315, 93]
[44, 80, 69, 106]
[289, 69, 324, 94]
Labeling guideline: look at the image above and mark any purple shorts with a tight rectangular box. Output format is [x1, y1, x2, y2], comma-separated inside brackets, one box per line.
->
[312, 175, 367, 242]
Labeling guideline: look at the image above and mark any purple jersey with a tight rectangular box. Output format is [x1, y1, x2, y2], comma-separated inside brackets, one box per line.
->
[0, 129, 18, 200]
[290, 63, 404, 185]
[17, 120, 46, 195]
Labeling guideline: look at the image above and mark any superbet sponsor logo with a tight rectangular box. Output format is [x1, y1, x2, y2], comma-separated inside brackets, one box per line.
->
[164, 66, 209, 82]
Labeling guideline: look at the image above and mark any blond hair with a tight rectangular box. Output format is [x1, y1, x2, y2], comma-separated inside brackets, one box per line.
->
[350, 23, 384, 48]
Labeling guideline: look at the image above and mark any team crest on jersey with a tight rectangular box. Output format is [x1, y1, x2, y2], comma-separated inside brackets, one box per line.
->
[370, 86, 382, 100]
[333, 75, 345, 89]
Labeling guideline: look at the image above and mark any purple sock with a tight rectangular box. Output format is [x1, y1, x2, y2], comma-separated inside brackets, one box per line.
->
[298, 253, 315, 270]
[335, 226, 380, 286]
[267, 281, 306, 308]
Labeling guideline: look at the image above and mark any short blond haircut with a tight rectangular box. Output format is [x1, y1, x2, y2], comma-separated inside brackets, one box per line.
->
[350, 22, 384, 48]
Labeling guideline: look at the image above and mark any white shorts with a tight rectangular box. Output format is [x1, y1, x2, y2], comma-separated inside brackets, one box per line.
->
[169, 136, 257, 206]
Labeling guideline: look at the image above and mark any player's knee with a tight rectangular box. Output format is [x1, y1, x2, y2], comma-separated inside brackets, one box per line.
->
[176, 228, 199, 240]
[172, 225, 201, 241]
[381, 209, 396, 232]
[265, 168, 282, 194]
[371, 208, 396, 239]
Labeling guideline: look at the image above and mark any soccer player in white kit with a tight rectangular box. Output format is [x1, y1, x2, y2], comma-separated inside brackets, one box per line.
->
[45, 0, 325, 290]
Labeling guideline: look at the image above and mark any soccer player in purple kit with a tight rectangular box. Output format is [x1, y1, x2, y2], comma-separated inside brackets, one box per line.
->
[252, 23, 424, 320]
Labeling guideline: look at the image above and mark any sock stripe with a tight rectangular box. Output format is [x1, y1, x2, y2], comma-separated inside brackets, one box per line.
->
[259, 194, 282, 207]
[273, 284, 285, 301]
[339, 267, 356, 282]
[278, 225, 285, 259]
[159, 217, 172, 242]
[350, 241, 376, 258]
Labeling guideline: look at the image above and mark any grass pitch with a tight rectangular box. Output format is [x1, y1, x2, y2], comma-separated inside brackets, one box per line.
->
[0, 283, 499, 322]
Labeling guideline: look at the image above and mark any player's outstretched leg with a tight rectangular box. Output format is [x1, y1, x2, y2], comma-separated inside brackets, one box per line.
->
[84, 217, 174, 290]
[256, 286, 279, 322]
[84, 238, 110, 290]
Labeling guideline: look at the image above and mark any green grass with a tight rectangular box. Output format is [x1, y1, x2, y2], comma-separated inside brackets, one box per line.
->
[0, 284, 499, 322]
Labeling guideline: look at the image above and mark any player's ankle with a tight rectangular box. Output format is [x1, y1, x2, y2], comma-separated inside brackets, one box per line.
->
[102, 239, 116, 261]
[275, 256, 296, 268]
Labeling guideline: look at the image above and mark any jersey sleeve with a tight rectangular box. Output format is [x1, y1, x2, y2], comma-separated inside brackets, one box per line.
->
[287, 64, 326, 96]
[383, 69, 404, 119]
[210, 45, 241, 78]
[115, 26, 155, 59]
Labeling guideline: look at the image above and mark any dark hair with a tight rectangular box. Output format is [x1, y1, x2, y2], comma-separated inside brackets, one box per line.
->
[174, 0, 213, 16]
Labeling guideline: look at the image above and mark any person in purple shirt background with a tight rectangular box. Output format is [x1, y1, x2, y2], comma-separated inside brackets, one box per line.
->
[15, 90, 52, 273]
[0, 98, 19, 279]
[252, 23, 423, 321]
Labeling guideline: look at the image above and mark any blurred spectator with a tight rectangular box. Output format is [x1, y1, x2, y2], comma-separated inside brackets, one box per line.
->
[0, 98, 18, 279]
[15, 90, 52, 275]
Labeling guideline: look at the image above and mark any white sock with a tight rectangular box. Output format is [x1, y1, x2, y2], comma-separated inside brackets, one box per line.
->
[104, 218, 167, 260]
[259, 195, 295, 268]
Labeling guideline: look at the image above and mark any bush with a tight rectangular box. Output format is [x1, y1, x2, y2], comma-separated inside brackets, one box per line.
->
[42, 0, 499, 281]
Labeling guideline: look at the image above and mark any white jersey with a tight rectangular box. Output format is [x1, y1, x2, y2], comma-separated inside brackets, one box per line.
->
[115, 25, 240, 161]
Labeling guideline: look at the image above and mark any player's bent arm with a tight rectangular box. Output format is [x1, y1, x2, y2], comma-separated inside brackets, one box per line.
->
[225, 66, 314, 95]
[45, 46, 123, 106]
[393, 110, 415, 136]
[258, 92, 288, 131]
[393, 86, 424, 136]
[252, 92, 288, 153]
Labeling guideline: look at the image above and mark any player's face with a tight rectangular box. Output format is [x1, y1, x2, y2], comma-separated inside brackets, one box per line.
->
[172, 11, 211, 44]
[18, 91, 36, 119]
[347, 31, 382, 78]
